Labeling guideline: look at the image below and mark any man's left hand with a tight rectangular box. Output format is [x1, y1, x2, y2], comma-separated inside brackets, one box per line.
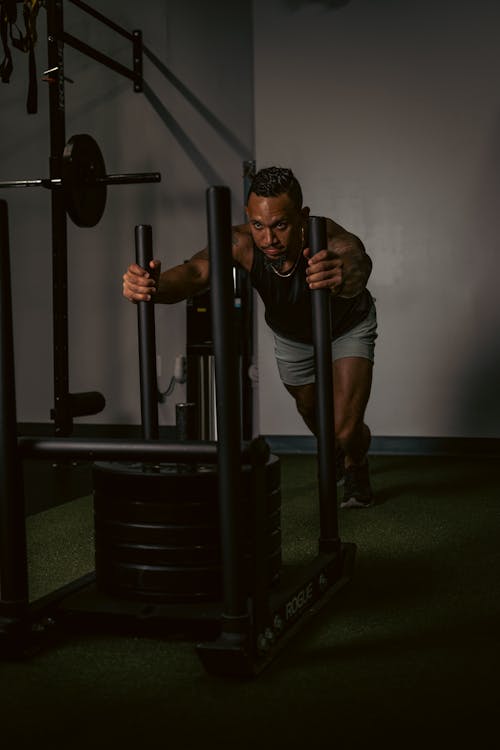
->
[304, 234, 371, 297]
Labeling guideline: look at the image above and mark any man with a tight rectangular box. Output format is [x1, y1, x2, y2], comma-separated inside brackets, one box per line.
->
[123, 167, 377, 507]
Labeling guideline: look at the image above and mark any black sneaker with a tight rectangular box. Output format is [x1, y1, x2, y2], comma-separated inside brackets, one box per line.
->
[340, 462, 373, 508]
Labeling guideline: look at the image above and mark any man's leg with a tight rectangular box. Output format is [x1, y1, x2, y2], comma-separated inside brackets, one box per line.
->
[332, 356, 373, 467]
[284, 355, 373, 505]
[275, 303, 377, 506]
[284, 355, 372, 461]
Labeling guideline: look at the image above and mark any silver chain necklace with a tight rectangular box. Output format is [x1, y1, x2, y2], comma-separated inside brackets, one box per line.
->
[270, 251, 301, 278]
[268, 225, 305, 278]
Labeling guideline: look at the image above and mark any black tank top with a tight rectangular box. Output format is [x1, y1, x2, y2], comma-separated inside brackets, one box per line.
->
[249, 248, 373, 344]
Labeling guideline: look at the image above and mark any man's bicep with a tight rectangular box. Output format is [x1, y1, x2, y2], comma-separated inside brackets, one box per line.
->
[187, 251, 210, 288]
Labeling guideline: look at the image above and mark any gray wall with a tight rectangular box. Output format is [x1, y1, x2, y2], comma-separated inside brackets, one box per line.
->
[1, 0, 254, 426]
[253, 0, 500, 439]
[3, 0, 500, 441]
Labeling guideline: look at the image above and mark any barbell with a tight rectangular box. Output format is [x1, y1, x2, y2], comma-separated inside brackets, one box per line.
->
[0, 133, 161, 227]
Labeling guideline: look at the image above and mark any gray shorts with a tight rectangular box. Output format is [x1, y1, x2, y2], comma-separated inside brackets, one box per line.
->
[273, 303, 377, 386]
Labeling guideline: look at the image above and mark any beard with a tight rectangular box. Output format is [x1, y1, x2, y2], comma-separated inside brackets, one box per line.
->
[263, 253, 287, 273]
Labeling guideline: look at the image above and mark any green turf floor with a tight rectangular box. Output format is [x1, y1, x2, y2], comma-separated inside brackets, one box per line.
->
[1, 454, 499, 747]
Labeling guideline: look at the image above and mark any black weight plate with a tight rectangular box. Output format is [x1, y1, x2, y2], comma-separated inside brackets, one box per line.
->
[62, 134, 107, 227]
[95, 520, 220, 547]
[93, 486, 281, 527]
[94, 527, 281, 569]
[96, 541, 221, 567]
[98, 561, 221, 600]
[93, 457, 281, 497]
[94, 496, 218, 526]
[94, 504, 280, 548]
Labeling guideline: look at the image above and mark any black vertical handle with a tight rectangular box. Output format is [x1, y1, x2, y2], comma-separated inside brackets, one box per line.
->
[0, 200, 29, 608]
[308, 216, 340, 552]
[207, 186, 248, 630]
[135, 224, 159, 441]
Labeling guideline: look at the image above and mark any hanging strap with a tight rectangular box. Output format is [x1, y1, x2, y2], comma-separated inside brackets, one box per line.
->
[23, 0, 40, 113]
[0, 0, 17, 83]
[1, 0, 40, 112]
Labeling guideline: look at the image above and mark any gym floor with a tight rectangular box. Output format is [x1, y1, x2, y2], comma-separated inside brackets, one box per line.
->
[1, 453, 499, 747]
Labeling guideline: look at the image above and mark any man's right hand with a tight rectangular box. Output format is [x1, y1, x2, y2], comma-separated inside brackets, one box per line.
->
[122, 260, 161, 302]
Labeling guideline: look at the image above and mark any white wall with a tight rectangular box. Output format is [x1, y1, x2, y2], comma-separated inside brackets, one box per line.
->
[253, 0, 500, 438]
[0, 0, 254, 427]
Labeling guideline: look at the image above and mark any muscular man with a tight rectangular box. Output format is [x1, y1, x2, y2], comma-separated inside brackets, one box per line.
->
[123, 167, 377, 507]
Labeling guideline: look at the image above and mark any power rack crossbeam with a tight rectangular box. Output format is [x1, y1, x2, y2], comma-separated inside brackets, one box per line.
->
[65, 0, 143, 91]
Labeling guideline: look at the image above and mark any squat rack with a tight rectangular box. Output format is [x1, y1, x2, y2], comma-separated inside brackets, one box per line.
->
[3, 0, 149, 436]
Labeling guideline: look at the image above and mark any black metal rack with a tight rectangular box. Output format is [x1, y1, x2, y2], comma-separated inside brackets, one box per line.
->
[45, 0, 144, 435]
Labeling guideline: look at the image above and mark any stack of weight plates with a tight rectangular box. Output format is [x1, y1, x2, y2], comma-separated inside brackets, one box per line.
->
[92, 456, 281, 603]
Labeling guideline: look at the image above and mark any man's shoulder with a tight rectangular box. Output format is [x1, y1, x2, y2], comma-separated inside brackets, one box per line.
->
[326, 217, 349, 238]
[325, 218, 364, 254]
[232, 222, 253, 244]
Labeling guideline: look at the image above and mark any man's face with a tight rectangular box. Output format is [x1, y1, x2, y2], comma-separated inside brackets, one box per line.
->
[246, 192, 304, 264]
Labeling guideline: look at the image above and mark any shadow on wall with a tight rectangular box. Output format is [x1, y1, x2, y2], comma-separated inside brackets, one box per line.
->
[284, 0, 351, 9]
[454, 326, 500, 437]
[142, 45, 253, 186]
[452, 118, 500, 438]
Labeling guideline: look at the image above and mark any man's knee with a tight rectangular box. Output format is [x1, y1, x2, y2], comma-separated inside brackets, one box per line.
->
[296, 396, 315, 422]
[285, 383, 316, 430]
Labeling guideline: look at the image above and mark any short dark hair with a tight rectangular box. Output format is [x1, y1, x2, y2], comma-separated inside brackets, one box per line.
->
[247, 166, 303, 210]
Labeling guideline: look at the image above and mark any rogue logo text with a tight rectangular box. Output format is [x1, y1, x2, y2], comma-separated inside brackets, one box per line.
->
[284, 581, 314, 621]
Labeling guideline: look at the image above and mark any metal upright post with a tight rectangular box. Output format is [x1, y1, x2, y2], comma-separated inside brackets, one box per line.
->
[47, 0, 71, 435]
[206, 186, 248, 629]
[0, 201, 29, 613]
[308, 216, 340, 552]
[239, 160, 256, 440]
[135, 225, 159, 441]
